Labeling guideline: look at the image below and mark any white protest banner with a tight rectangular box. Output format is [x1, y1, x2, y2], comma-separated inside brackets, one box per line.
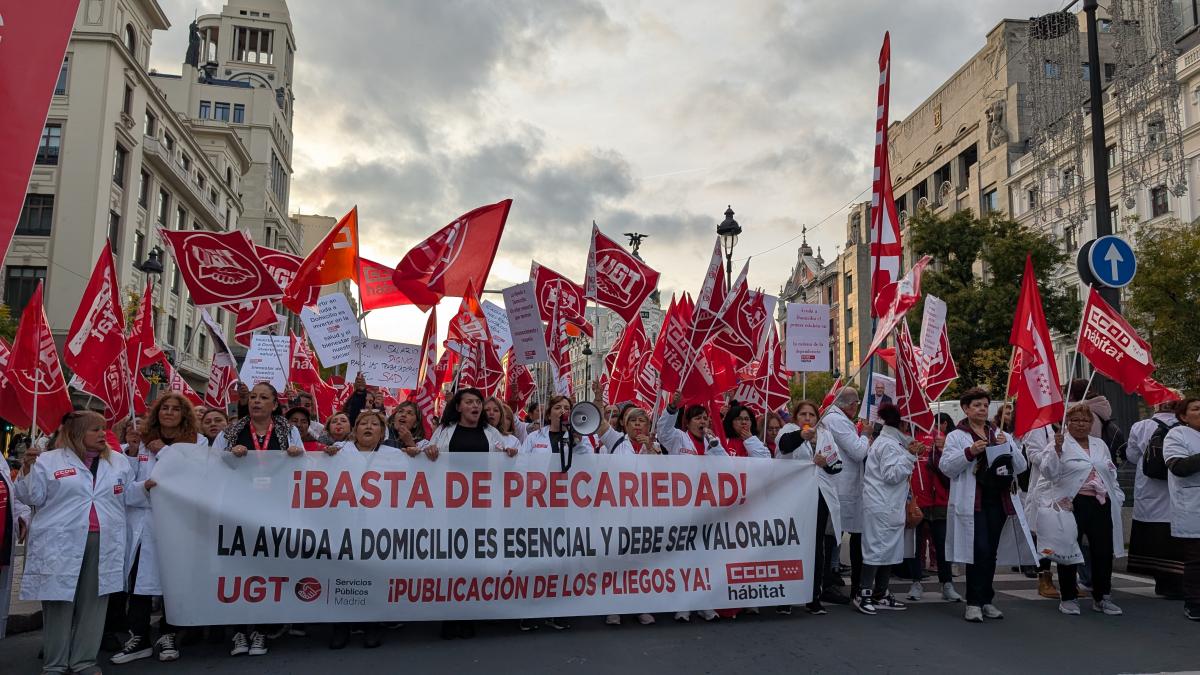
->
[482, 299, 513, 357]
[300, 294, 361, 367]
[784, 304, 830, 372]
[239, 334, 290, 390]
[345, 337, 420, 388]
[919, 295, 947, 363]
[150, 449, 816, 624]
[502, 282, 549, 365]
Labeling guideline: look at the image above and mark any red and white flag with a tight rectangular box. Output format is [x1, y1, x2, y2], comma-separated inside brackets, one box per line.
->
[922, 327, 958, 402]
[1077, 286, 1155, 393]
[358, 257, 414, 311]
[1008, 256, 1064, 436]
[711, 271, 772, 366]
[126, 280, 164, 372]
[203, 358, 237, 410]
[391, 200, 512, 311]
[531, 262, 593, 338]
[607, 315, 651, 406]
[870, 32, 903, 318]
[232, 299, 277, 347]
[861, 255, 932, 366]
[585, 224, 660, 323]
[413, 308, 439, 436]
[283, 207, 360, 313]
[0, 1, 80, 261]
[257, 245, 317, 308]
[462, 340, 504, 398]
[895, 322, 935, 432]
[545, 301, 573, 397]
[732, 325, 789, 417]
[160, 229, 283, 306]
[691, 240, 728, 345]
[164, 363, 202, 405]
[64, 243, 127, 395]
[503, 352, 537, 411]
[2, 283, 72, 434]
[446, 280, 490, 355]
[653, 295, 693, 395]
[289, 332, 322, 387]
[1135, 376, 1182, 406]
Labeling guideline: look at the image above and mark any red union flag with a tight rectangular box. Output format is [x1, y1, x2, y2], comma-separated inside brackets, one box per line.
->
[691, 240, 728, 345]
[545, 300, 573, 397]
[165, 363, 202, 405]
[895, 322, 934, 432]
[358, 257, 413, 311]
[446, 280, 490, 354]
[289, 332, 321, 387]
[64, 242, 126, 392]
[413, 308, 438, 436]
[1008, 256, 1064, 436]
[607, 315, 650, 405]
[653, 295, 692, 394]
[2, 283, 72, 434]
[531, 262, 593, 338]
[861, 255, 932, 366]
[257, 245, 317, 308]
[732, 326, 789, 417]
[126, 279, 163, 377]
[585, 224, 660, 323]
[502, 352, 536, 410]
[232, 299, 278, 347]
[922, 327, 958, 402]
[1077, 286, 1155, 393]
[462, 340, 504, 397]
[392, 200, 512, 311]
[0, 1, 80, 262]
[161, 230, 283, 306]
[203, 358, 237, 410]
[870, 32, 903, 318]
[1135, 376, 1181, 406]
[710, 265, 771, 366]
[283, 207, 360, 313]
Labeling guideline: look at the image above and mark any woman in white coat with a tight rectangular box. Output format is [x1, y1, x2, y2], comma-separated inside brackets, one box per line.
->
[1041, 404, 1125, 616]
[423, 388, 506, 460]
[777, 400, 842, 614]
[1, 453, 32, 639]
[939, 387, 1036, 623]
[822, 387, 870, 598]
[483, 397, 522, 457]
[1163, 397, 1200, 621]
[16, 410, 134, 674]
[856, 404, 921, 615]
[521, 395, 601, 456]
[656, 392, 727, 457]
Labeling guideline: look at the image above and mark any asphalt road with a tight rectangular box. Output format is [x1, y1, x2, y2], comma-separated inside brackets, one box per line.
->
[2, 572, 1197, 674]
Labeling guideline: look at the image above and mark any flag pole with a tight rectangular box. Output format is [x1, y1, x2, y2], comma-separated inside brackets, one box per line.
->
[1062, 286, 1093, 425]
[31, 366, 40, 443]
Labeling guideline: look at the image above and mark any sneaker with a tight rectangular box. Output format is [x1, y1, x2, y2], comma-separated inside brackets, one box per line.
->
[605, 614, 621, 626]
[875, 593, 908, 611]
[697, 609, 719, 622]
[1092, 596, 1123, 616]
[820, 587, 852, 605]
[805, 602, 828, 616]
[110, 633, 153, 664]
[982, 604, 1004, 619]
[942, 583, 962, 602]
[518, 619, 539, 632]
[775, 605, 793, 615]
[745, 606, 760, 615]
[964, 605, 984, 623]
[229, 632, 249, 656]
[1185, 606, 1200, 621]
[1058, 599, 1081, 615]
[637, 613, 656, 625]
[907, 582, 923, 601]
[1078, 581, 1093, 594]
[673, 611, 691, 623]
[853, 590, 876, 616]
[156, 633, 179, 662]
[248, 631, 268, 656]
[544, 617, 571, 630]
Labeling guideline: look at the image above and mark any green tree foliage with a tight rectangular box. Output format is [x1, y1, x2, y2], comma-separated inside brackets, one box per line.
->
[789, 371, 835, 408]
[0, 304, 18, 342]
[908, 209, 1079, 396]
[1127, 220, 1200, 394]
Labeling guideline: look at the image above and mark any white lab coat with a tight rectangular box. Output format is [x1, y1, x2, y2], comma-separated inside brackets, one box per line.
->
[820, 406, 869, 533]
[122, 443, 168, 596]
[861, 427, 918, 565]
[1, 467, 32, 638]
[423, 423, 507, 453]
[1163, 425, 1200, 539]
[1034, 434, 1125, 557]
[939, 428, 1036, 566]
[520, 427, 597, 455]
[777, 423, 843, 542]
[1127, 413, 1178, 523]
[15, 449, 134, 601]
[655, 408, 728, 456]
[1021, 427, 1054, 533]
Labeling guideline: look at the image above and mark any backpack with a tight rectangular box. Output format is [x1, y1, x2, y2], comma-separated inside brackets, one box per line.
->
[1141, 420, 1177, 480]
[978, 452, 1015, 492]
[1100, 416, 1128, 467]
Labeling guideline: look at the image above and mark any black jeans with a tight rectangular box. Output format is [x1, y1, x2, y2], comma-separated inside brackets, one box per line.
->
[1059, 495, 1114, 602]
[1184, 538, 1200, 611]
[905, 518, 952, 584]
[965, 496, 1007, 606]
[127, 547, 173, 638]
[849, 532, 863, 595]
[811, 495, 829, 601]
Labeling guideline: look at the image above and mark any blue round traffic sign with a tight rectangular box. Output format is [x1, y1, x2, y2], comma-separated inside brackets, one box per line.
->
[1086, 235, 1137, 288]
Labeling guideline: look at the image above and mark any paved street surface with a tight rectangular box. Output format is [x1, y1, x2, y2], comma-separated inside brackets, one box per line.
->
[3, 572, 1197, 674]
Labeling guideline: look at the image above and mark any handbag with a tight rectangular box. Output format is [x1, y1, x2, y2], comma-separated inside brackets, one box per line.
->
[1034, 499, 1084, 565]
[905, 499, 924, 528]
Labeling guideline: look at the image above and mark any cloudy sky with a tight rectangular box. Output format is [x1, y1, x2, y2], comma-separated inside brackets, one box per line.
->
[150, 0, 1053, 343]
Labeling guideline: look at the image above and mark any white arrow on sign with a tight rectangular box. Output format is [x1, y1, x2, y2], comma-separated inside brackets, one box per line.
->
[1103, 241, 1124, 281]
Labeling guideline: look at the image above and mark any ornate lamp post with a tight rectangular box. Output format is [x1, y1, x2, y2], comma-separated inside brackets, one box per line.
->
[716, 206, 742, 291]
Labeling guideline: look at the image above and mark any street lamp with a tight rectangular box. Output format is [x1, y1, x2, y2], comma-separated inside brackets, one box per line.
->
[716, 206, 741, 290]
[581, 341, 593, 400]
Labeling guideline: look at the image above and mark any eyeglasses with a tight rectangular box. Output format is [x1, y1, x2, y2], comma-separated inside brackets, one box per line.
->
[734, 415, 752, 422]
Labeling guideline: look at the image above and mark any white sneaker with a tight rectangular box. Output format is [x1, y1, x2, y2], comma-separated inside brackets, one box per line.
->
[982, 604, 1004, 619]
[673, 611, 691, 622]
[110, 633, 153, 664]
[1058, 599, 1081, 615]
[156, 633, 179, 662]
[907, 582, 923, 601]
[942, 582, 962, 602]
[229, 632, 249, 656]
[605, 614, 621, 625]
[698, 609, 719, 621]
[248, 631, 268, 656]
[964, 605, 983, 623]
[1093, 596, 1123, 616]
[745, 606, 760, 615]
[637, 613, 655, 625]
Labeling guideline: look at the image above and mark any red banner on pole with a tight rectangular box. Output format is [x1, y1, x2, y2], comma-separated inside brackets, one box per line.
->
[585, 224, 660, 323]
[161, 230, 283, 306]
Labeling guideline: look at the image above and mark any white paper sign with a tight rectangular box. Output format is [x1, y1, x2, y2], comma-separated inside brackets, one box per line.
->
[300, 294, 361, 367]
[482, 300, 513, 357]
[345, 337, 420, 388]
[239, 334, 290, 391]
[785, 304, 830, 372]
[985, 443, 1013, 466]
[502, 282, 549, 365]
[919, 295, 947, 362]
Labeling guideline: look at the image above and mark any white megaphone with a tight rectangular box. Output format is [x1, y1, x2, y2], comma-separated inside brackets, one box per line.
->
[569, 401, 602, 436]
